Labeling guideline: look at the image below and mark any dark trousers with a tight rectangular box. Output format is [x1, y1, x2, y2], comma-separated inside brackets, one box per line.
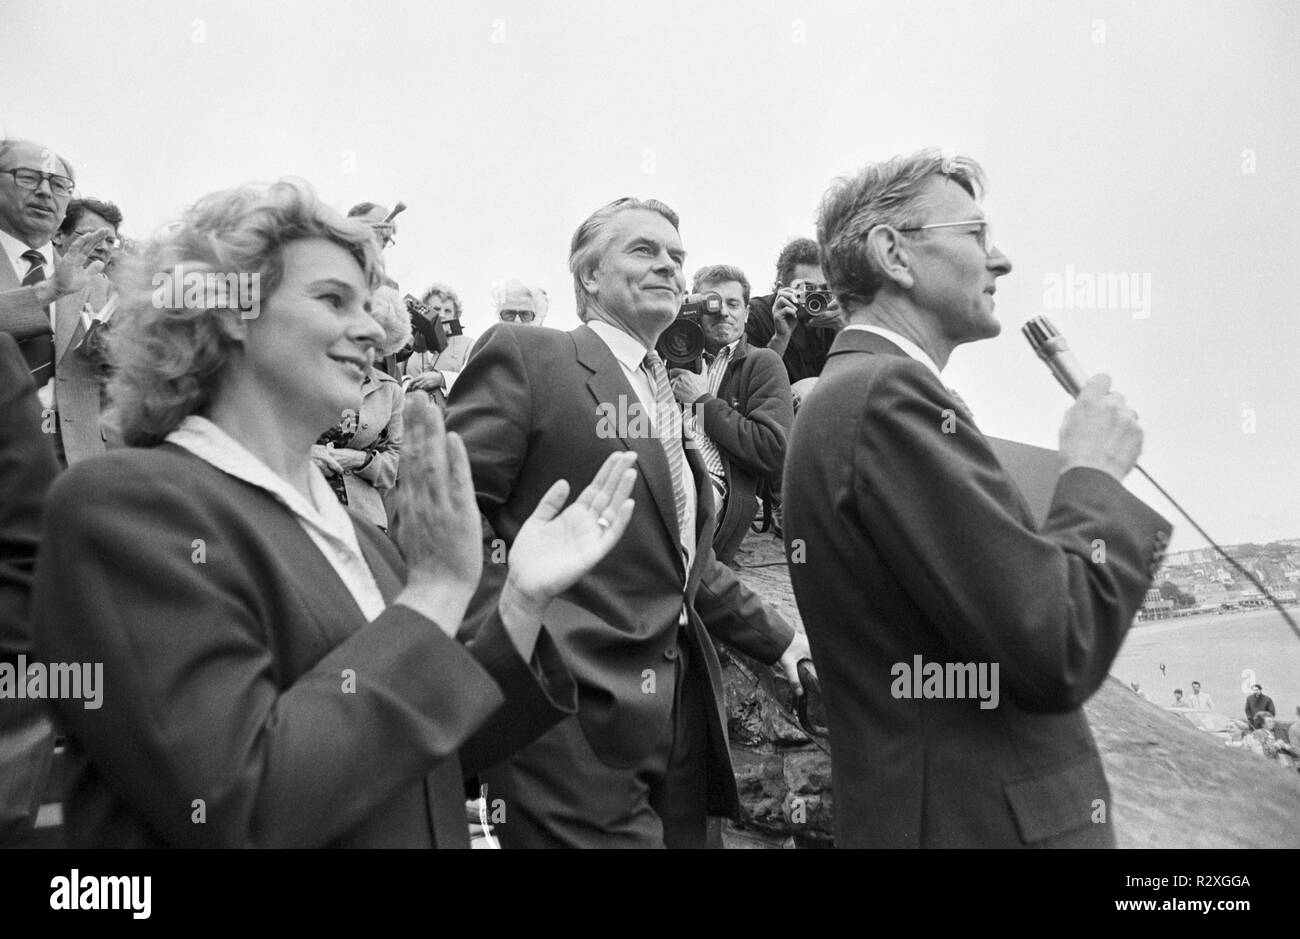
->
[481, 634, 710, 848]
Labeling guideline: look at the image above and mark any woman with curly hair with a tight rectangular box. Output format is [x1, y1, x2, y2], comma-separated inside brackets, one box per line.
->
[32, 179, 638, 847]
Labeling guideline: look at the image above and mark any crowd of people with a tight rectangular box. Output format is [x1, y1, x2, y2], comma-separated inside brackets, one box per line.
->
[2, 136, 1175, 849]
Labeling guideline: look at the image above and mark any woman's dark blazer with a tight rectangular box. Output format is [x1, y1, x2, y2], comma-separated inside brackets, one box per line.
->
[32, 443, 575, 847]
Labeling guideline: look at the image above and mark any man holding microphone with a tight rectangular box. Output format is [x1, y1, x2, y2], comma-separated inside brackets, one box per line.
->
[785, 149, 1172, 848]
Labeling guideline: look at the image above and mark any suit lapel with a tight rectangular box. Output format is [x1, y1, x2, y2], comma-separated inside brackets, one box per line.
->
[574, 325, 681, 550]
[55, 289, 83, 361]
[0, 250, 20, 290]
[685, 442, 714, 569]
[351, 520, 403, 602]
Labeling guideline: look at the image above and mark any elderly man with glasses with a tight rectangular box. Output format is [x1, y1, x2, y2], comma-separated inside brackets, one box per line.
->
[0, 138, 114, 467]
[783, 148, 1172, 848]
[492, 277, 544, 326]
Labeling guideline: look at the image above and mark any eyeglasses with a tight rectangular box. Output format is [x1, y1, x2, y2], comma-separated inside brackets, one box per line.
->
[898, 219, 994, 255]
[72, 229, 122, 248]
[3, 168, 75, 197]
[499, 309, 536, 323]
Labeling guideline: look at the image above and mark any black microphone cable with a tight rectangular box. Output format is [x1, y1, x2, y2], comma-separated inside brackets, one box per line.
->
[1023, 315, 1299, 642]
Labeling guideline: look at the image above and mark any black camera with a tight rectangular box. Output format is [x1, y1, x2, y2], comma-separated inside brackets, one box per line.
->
[656, 292, 721, 373]
[405, 294, 463, 354]
[778, 281, 836, 321]
[802, 286, 834, 317]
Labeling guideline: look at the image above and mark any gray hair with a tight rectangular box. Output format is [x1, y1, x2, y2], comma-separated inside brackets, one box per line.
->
[0, 137, 75, 180]
[817, 148, 986, 309]
[370, 284, 413, 356]
[490, 277, 534, 312]
[569, 197, 680, 321]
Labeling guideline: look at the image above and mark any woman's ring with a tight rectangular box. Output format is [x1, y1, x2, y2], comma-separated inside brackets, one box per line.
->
[596, 516, 611, 531]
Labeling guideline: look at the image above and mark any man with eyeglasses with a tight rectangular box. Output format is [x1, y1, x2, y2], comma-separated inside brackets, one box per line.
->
[0, 138, 114, 466]
[492, 278, 543, 326]
[784, 148, 1172, 848]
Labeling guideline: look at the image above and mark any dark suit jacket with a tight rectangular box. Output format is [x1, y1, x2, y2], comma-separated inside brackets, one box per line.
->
[784, 329, 1171, 848]
[1246, 694, 1275, 724]
[695, 338, 792, 565]
[32, 444, 576, 847]
[0, 250, 111, 464]
[446, 323, 795, 816]
[0, 333, 59, 844]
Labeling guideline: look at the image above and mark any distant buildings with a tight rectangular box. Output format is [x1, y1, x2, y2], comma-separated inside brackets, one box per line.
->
[1138, 540, 1300, 619]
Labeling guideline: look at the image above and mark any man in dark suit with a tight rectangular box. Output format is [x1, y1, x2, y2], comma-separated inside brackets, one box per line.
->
[784, 149, 1172, 848]
[447, 197, 810, 847]
[669, 264, 792, 566]
[0, 332, 60, 845]
[0, 138, 114, 466]
[1245, 684, 1275, 727]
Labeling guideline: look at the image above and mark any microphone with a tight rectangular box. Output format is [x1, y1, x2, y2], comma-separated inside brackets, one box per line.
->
[384, 201, 408, 223]
[1022, 315, 1088, 398]
[1021, 315, 1300, 641]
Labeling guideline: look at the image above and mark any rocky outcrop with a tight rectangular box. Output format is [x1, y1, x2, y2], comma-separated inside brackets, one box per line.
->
[723, 529, 1300, 848]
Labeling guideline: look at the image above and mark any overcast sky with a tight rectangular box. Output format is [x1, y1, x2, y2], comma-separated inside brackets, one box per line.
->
[5, 0, 1297, 552]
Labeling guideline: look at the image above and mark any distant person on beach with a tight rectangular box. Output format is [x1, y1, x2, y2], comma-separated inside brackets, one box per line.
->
[1187, 681, 1214, 711]
[1289, 707, 1300, 752]
[1245, 684, 1275, 727]
[1169, 688, 1185, 707]
[1129, 681, 1149, 701]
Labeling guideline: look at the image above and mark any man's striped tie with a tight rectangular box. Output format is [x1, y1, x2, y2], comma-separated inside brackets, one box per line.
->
[643, 351, 691, 551]
[18, 249, 56, 383]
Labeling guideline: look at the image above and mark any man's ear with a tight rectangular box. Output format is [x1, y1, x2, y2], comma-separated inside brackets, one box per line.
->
[866, 225, 914, 291]
[579, 260, 602, 298]
[225, 311, 253, 348]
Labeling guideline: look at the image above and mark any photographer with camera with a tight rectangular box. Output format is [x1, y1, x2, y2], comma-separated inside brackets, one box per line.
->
[743, 238, 842, 535]
[669, 265, 792, 566]
[404, 282, 473, 405]
[745, 237, 843, 388]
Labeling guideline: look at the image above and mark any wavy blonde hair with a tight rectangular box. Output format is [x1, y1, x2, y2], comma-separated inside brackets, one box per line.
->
[105, 179, 385, 446]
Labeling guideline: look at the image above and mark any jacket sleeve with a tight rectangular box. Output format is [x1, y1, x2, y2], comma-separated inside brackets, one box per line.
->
[0, 335, 58, 657]
[355, 381, 403, 491]
[697, 348, 792, 478]
[745, 295, 775, 349]
[0, 287, 53, 342]
[853, 360, 1171, 713]
[693, 548, 796, 665]
[455, 580, 578, 775]
[443, 325, 580, 765]
[445, 325, 531, 520]
[32, 462, 508, 847]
